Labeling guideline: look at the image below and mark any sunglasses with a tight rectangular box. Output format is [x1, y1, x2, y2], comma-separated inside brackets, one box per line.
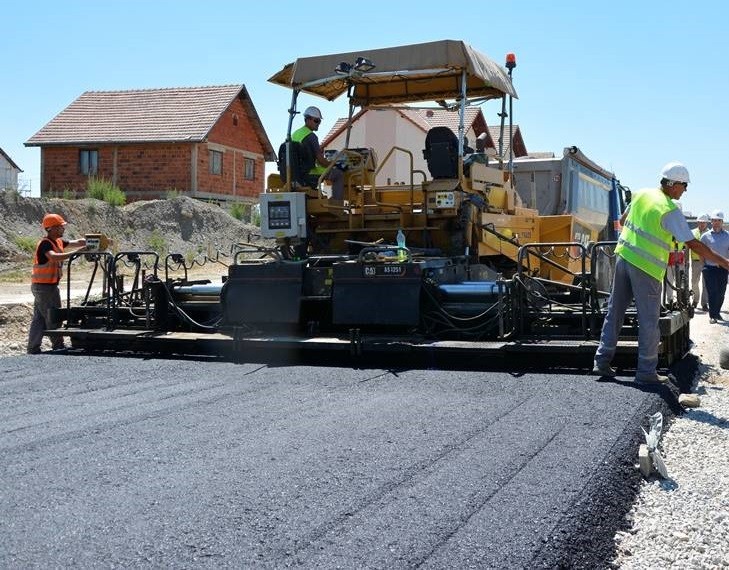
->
[308, 117, 321, 124]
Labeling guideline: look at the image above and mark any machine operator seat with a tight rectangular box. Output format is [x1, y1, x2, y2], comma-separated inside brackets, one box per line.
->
[278, 141, 317, 188]
[423, 126, 459, 179]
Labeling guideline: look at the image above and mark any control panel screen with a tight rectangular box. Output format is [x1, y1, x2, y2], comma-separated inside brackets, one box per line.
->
[267, 202, 292, 229]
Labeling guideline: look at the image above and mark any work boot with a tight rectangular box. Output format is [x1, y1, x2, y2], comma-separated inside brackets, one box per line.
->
[635, 373, 672, 385]
[710, 318, 717, 324]
[27, 347, 41, 355]
[592, 362, 617, 377]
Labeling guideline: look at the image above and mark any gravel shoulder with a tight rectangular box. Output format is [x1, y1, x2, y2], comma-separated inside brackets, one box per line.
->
[613, 303, 729, 569]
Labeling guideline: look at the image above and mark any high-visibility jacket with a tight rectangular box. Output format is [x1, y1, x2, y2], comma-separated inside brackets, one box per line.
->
[690, 227, 703, 261]
[31, 237, 64, 284]
[292, 126, 325, 175]
[615, 188, 677, 282]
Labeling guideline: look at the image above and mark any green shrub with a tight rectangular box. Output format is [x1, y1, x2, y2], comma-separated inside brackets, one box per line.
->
[13, 235, 38, 253]
[86, 177, 126, 206]
[147, 230, 168, 254]
[165, 188, 181, 199]
[229, 202, 247, 221]
[185, 249, 197, 265]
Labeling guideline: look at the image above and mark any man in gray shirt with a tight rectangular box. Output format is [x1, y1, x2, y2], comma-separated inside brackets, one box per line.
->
[700, 210, 729, 323]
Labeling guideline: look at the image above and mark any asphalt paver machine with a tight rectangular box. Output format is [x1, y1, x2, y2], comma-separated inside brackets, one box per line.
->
[50, 40, 692, 369]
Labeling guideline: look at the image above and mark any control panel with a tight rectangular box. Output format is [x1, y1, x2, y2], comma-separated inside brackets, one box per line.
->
[323, 147, 377, 171]
[259, 192, 307, 239]
[427, 191, 456, 209]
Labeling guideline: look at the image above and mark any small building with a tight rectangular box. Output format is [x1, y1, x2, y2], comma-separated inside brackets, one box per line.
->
[25, 85, 275, 203]
[0, 147, 23, 191]
[321, 107, 527, 185]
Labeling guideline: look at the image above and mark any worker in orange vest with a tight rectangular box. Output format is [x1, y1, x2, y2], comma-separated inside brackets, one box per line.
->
[27, 213, 87, 354]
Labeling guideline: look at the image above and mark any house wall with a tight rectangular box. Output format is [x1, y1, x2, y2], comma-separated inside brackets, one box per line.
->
[327, 109, 430, 185]
[0, 153, 20, 190]
[40, 98, 268, 202]
[196, 98, 266, 202]
[41, 144, 193, 199]
[326, 109, 479, 185]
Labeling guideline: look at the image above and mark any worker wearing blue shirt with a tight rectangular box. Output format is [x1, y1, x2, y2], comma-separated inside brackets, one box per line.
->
[700, 210, 729, 323]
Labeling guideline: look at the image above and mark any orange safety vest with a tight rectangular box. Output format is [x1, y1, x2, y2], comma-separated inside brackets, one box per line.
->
[31, 237, 64, 284]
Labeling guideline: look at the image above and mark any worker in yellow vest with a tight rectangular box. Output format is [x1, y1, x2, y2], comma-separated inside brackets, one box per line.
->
[691, 214, 710, 309]
[291, 106, 345, 199]
[592, 162, 729, 384]
[27, 213, 87, 354]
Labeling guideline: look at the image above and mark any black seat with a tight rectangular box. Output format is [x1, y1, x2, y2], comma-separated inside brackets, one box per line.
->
[423, 127, 459, 179]
[278, 141, 316, 187]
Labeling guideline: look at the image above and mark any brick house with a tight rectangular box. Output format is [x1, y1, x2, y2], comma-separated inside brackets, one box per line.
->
[25, 85, 275, 203]
[321, 107, 526, 185]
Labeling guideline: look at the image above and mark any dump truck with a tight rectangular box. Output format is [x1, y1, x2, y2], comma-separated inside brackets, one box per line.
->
[512, 146, 626, 244]
[511, 146, 629, 292]
[48, 40, 692, 368]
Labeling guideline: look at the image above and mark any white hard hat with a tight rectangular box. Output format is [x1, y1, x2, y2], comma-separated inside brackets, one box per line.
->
[303, 106, 322, 120]
[697, 214, 710, 222]
[711, 210, 724, 221]
[660, 161, 690, 184]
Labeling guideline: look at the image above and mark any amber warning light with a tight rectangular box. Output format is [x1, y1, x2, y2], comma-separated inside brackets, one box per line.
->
[505, 53, 517, 70]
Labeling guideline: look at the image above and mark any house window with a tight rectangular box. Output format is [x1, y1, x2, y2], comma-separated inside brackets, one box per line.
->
[79, 149, 98, 175]
[244, 157, 255, 180]
[210, 150, 223, 175]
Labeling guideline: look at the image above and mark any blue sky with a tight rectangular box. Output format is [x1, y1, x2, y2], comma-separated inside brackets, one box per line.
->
[2, 1, 727, 217]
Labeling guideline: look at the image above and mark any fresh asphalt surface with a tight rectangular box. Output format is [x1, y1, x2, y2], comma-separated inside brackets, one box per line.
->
[0, 353, 687, 568]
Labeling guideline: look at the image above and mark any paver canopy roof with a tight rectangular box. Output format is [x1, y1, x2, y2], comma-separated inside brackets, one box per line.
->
[268, 40, 517, 106]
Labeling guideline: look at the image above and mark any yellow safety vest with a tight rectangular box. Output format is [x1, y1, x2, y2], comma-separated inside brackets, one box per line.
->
[615, 188, 676, 281]
[690, 227, 702, 260]
[292, 126, 326, 175]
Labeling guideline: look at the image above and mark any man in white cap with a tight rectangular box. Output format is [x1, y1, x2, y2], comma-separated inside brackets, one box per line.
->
[690, 214, 710, 309]
[700, 210, 729, 323]
[290, 106, 344, 200]
[593, 162, 729, 383]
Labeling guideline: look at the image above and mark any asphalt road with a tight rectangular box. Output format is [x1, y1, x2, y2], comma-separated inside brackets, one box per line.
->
[0, 353, 683, 568]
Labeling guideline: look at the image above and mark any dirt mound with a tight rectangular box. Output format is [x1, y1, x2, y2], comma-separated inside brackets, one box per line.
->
[0, 191, 264, 274]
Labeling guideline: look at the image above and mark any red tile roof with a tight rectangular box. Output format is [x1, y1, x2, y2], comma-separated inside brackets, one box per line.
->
[488, 125, 526, 159]
[26, 85, 275, 160]
[412, 107, 483, 134]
